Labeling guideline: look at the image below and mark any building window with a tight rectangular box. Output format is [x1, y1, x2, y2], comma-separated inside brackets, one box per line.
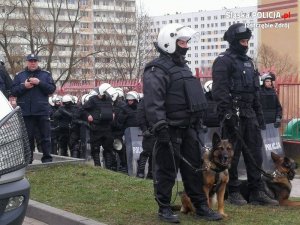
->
[195, 53, 198, 57]
[194, 25, 198, 28]
[207, 16, 211, 20]
[195, 60, 198, 64]
[201, 17, 204, 21]
[194, 17, 198, 21]
[181, 19, 185, 22]
[188, 18, 191, 22]
[195, 46, 198, 50]
[221, 22, 226, 26]
[214, 16, 218, 19]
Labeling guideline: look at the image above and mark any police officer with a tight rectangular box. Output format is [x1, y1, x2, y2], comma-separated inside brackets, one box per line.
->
[136, 97, 155, 179]
[115, 91, 140, 172]
[83, 83, 116, 169]
[260, 73, 282, 127]
[143, 23, 221, 223]
[212, 23, 278, 206]
[0, 56, 13, 98]
[54, 94, 78, 156]
[49, 95, 62, 155]
[11, 53, 56, 163]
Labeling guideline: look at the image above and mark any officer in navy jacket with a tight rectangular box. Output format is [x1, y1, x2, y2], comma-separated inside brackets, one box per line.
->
[11, 53, 56, 163]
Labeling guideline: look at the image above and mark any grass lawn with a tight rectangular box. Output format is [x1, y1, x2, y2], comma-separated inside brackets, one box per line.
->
[26, 164, 300, 225]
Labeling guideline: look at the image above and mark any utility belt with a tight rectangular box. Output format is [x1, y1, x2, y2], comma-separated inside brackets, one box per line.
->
[167, 117, 199, 129]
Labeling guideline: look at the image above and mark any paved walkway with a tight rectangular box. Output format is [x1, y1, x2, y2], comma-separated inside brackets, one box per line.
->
[23, 217, 48, 225]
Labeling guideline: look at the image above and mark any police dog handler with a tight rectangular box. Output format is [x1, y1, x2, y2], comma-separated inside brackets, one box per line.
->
[143, 23, 223, 223]
[212, 23, 278, 206]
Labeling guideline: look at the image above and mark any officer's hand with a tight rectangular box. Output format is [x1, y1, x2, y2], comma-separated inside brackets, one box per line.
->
[156, 128, 170, 144]
[28, 77, 40, 85]
[24, 79, 34, 89]
[274, 117, 281, 128]
[88, 115, 93, 122]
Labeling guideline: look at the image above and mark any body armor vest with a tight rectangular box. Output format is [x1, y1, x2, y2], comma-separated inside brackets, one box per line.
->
[145, 56, 207, 125]
[89, 97, 113, 124]
[225, 51, 260, 94]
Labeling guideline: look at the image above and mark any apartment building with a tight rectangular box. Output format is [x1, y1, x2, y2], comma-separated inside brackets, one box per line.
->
[0, 0, 136, 80]
[150, 6, 258, 75]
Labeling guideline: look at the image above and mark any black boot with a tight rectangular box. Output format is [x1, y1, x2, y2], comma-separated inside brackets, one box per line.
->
[228, 192, 247, 205]
[146, 155, 153, 179]
[104, 151, 117, 171]
[158, 207, 180, 223]
[249, 190, 279, 206]
[136, 155, 147, 178]
[196, 205, 222, 221]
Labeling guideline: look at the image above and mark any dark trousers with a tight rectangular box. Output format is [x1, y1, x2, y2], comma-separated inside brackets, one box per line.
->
[23, 115, 52, 163]
[154, 127, 206, 209]
[224, 117, 263, 193]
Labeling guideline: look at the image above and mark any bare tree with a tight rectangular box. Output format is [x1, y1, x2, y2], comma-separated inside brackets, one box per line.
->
[256, 44, 298, 76]
[93, 0, 155, 80]
[0, 0, 25, 74]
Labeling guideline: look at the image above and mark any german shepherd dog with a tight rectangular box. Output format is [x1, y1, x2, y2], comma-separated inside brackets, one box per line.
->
[240, 152, 299, 206]
[180, 133, 234, 217]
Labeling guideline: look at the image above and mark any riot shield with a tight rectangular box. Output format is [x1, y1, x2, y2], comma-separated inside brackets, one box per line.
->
[125, 127, 143, 176]
[260, 123, 284, 171]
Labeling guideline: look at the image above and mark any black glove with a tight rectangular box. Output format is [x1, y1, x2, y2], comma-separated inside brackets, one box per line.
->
[156, 128, 170, 144]
[274, 117, 281, 128]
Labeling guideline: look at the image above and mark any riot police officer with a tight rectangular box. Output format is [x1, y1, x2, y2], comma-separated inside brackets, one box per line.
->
[260, 73, 282, 127]
[83, 83, 116, 169]
[136, 97, 155, 179]
[143, 23, 221, 223]
[212, 23, 278, 206]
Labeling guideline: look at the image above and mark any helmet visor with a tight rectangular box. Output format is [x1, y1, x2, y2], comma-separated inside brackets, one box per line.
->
[177, 26, 200, 44]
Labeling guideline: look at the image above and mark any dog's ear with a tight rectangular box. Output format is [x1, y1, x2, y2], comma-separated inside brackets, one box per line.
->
[212, 133, 221, 148]
[271, 152, 281, 162]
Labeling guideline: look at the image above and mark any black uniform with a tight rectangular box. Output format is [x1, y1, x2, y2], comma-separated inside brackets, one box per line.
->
[136, 98, 155, 179]
[83, 95, 116, 169]
[143, 53, 209, 212]
[111, 99, 127, 171]
[259, 86, 282, 125]
[212, 48, 266, 193]
[11, 67, 56, 163]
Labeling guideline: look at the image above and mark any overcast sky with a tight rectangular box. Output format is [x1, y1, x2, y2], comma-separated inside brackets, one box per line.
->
[140, 0, 258, 16]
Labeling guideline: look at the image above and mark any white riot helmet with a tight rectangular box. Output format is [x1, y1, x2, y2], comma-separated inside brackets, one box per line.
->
[157, 23, 198, 54]
[98, 83, 117, 101]
[81, 93, 92, 105]
[52, 95, 62, 105]
[126, 91, 139, 101]
[115, 87, 124, 98]
[0, 55, 5, 64]
[72, 95, 78, 104]
[48, 96, 54, 106]
[89, 87, 99, 96]
[204, 80, 213, 93]
[62, 94, 73, 103]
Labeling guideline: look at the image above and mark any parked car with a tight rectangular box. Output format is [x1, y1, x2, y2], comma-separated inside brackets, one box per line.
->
[0, 91, 30, 225]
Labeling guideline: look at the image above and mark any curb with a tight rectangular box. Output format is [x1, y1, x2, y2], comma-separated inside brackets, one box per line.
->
[27, 200, 108, 225]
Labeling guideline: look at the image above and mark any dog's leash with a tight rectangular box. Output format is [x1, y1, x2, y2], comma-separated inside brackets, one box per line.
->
[232, 126, 274, 179]
[168, 141, 208, 173]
